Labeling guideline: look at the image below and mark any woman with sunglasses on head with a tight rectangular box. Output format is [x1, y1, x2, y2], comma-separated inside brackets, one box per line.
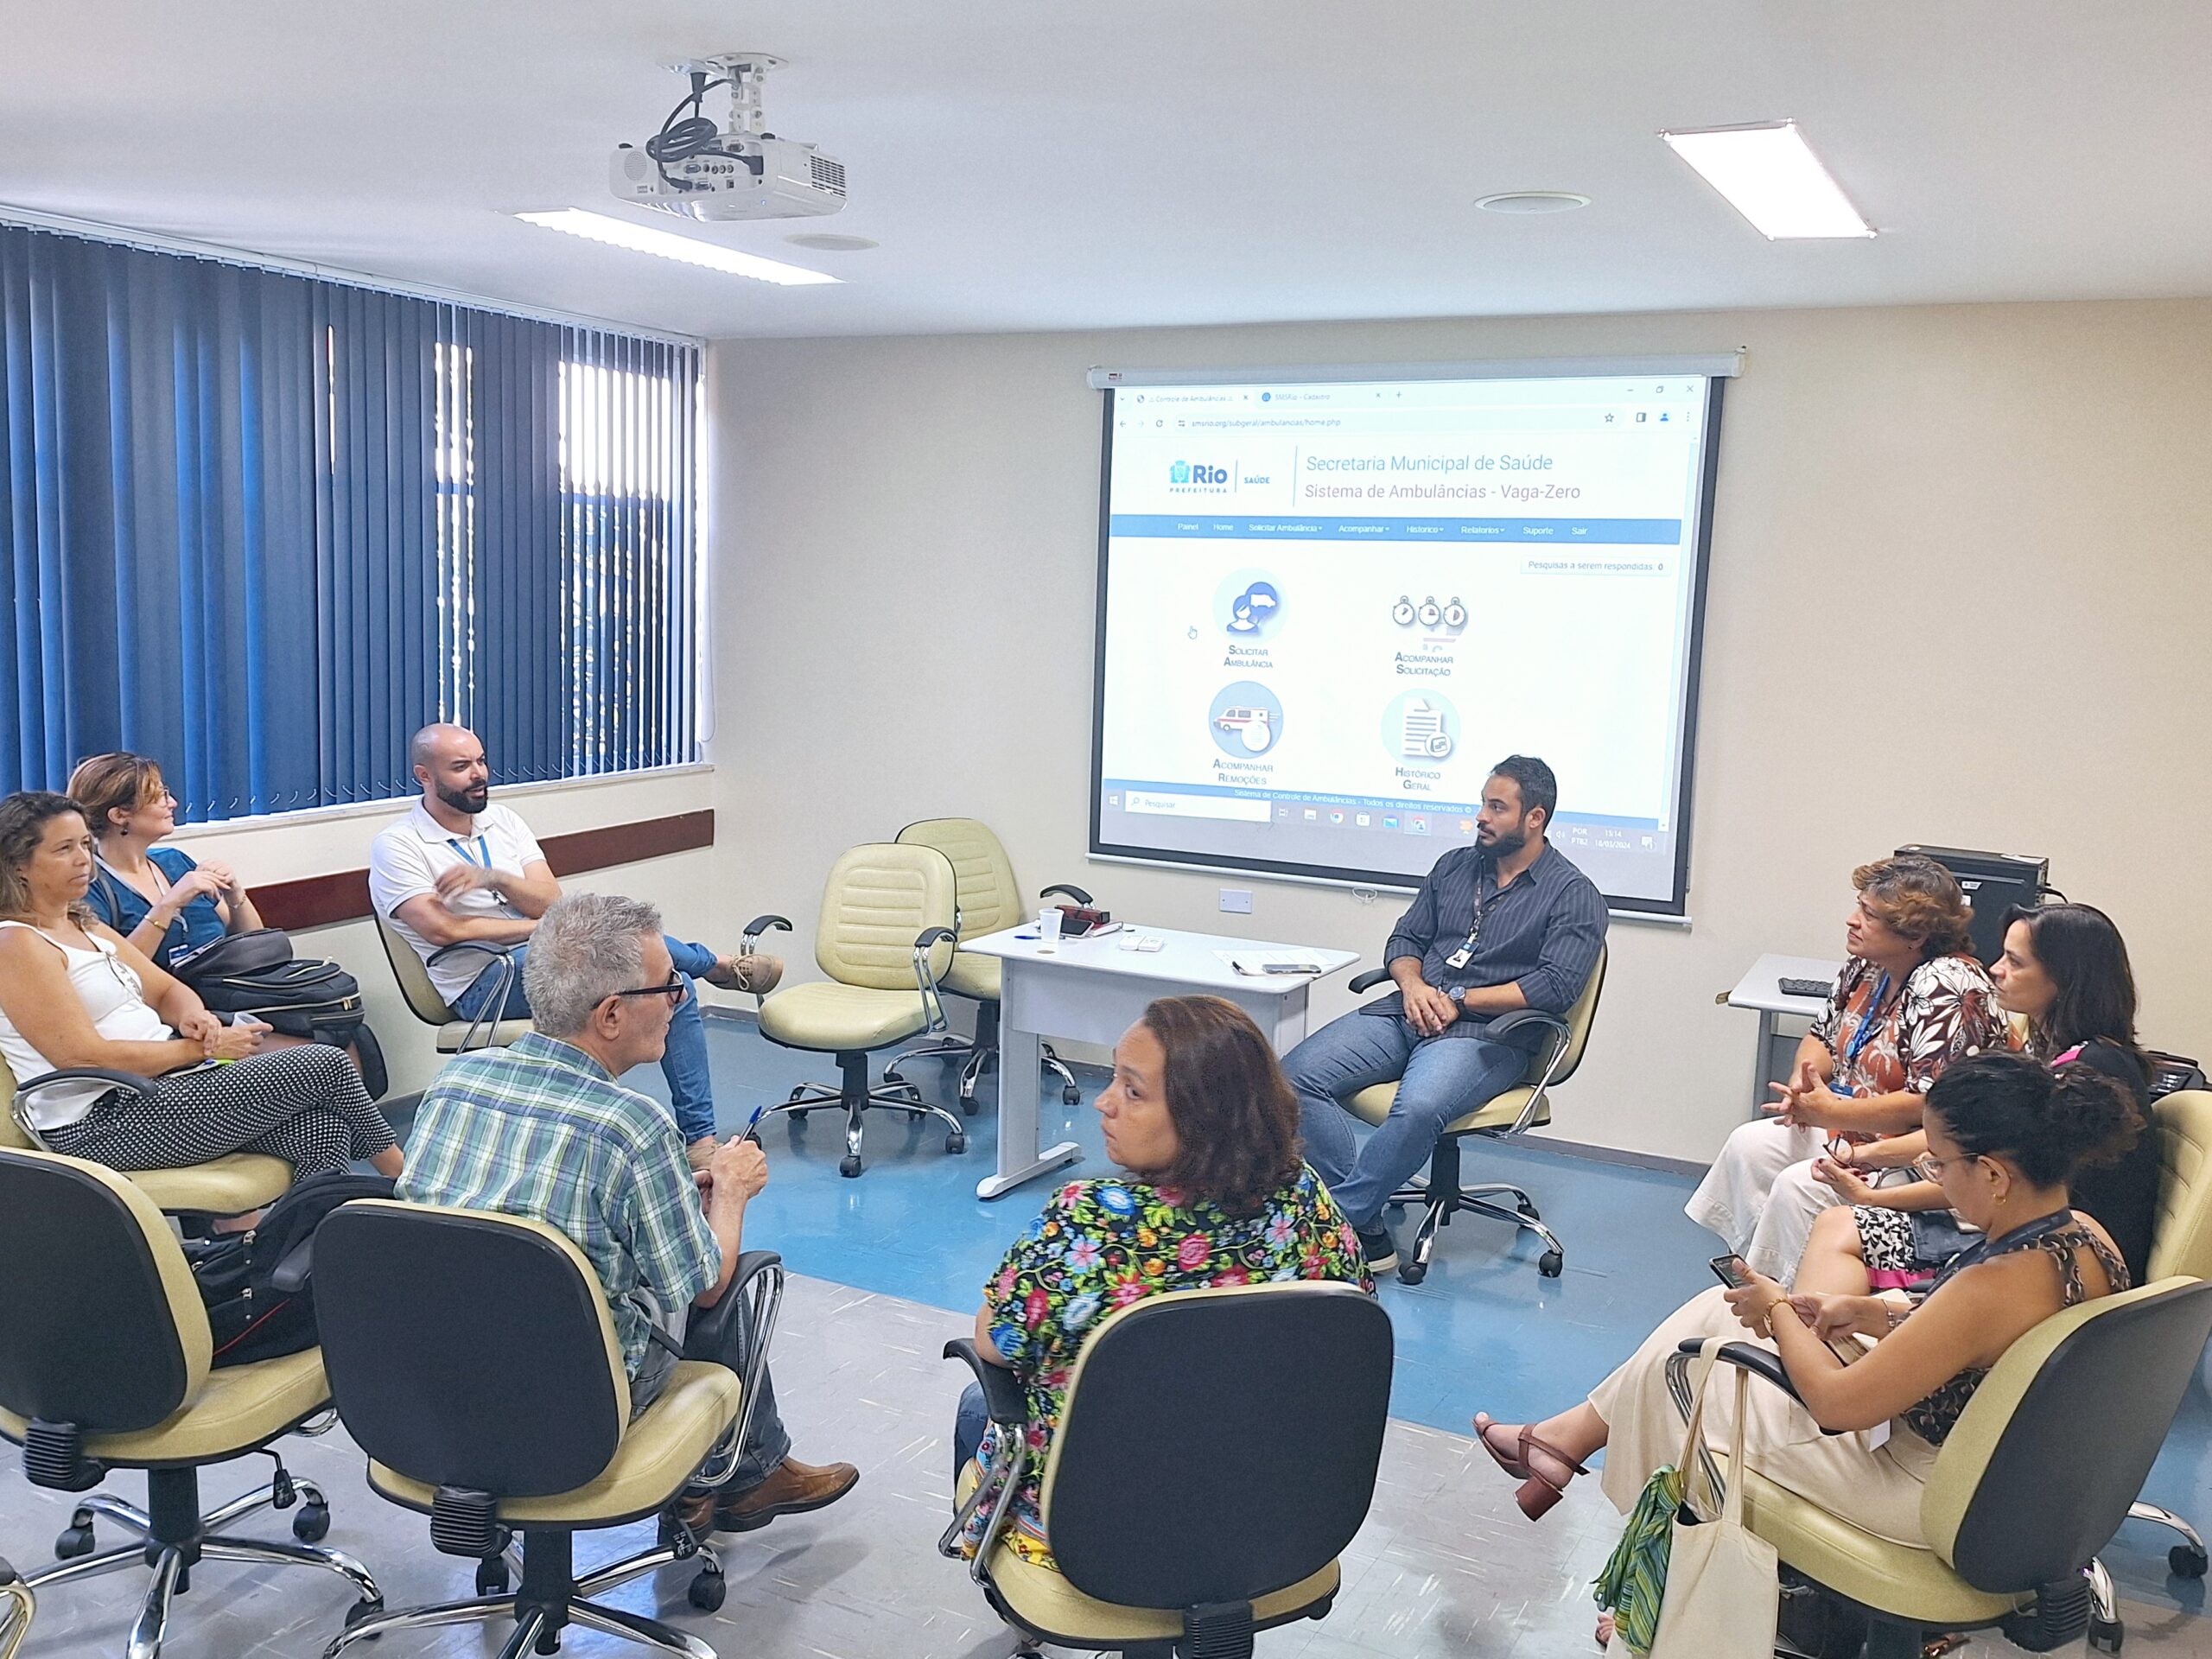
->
[1474, 1052, 2133, 1546]
[0, 791, 400, 1186]
[67, 753, 265, 969]
[1800, 902, 2158, 1295]
[1687, 856, 2007, 1281]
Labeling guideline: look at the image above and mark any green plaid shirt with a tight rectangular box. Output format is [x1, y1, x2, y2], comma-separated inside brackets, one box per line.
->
[397, 1032, 716, 1378]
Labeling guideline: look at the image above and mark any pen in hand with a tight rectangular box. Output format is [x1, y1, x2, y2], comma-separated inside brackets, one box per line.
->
[740, 1104, 767, 1145]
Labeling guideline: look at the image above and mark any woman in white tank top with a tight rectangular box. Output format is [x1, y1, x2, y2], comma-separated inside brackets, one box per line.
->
[0, 791, 400, 1185]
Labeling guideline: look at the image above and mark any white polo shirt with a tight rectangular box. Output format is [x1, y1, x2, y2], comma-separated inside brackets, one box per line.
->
[368, 800, 548, 1005]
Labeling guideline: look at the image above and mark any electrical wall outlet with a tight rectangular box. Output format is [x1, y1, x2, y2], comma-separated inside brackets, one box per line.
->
[1219, 888, 1253, 914]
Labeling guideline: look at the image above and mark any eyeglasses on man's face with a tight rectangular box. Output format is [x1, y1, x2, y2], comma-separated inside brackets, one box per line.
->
[603, 976, 684, 1007]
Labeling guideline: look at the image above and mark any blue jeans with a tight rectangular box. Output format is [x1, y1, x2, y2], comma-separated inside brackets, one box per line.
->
[953, 1381, 989, 1483]
[454, 935, 721, 1145]
[1283, 1010, 1528, 1230]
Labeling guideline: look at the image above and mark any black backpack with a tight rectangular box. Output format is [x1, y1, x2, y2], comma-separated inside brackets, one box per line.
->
[175, 935, 389, 1102]
[187, 1170, 396, 1367]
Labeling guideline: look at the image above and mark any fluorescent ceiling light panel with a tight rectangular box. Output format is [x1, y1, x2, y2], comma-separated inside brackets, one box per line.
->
[1659, 122, 1874, 239]
[512, 209, 840, 285]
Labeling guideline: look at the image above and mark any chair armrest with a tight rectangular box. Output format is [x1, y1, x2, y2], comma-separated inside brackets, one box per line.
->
[1347, 967, 1393, 995]
[915, 926, 957, 952]
[426, 940, 512, 969]
[1039, 883, 1093, 906]
[1676, 1337, 1803, 1405]
[16, 1067, 161, 1103]
[943, 1338, 1028, 1424]
[741, 915, 791, 956]
[270, 1236, 316, 1295]
[1484, 1007, 1569, 1041]
[728, 1249, 784, 1295]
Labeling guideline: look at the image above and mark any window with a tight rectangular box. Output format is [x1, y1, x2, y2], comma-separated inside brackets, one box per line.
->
[0, 221, 701, 822]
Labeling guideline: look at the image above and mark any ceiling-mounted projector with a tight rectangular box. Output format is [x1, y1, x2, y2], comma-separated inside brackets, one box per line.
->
[610, 52, 847, 221]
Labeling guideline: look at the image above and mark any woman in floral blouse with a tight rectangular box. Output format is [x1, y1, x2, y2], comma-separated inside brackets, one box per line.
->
[953, 994, 1373, 1569]
[1687, 855, 2008, 1281]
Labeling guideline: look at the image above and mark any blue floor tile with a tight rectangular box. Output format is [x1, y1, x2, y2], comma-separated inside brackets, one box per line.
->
[670, 1012, 2212, 1617]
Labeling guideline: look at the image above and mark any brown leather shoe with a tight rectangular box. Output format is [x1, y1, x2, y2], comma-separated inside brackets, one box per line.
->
[714, 1456, 858, 1533]
[673, 1489, 717, 1537]
[702, 953, 784, 995]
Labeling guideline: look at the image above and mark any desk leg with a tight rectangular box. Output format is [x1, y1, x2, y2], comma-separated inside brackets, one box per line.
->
[1751, 1010, 1777, 1112]
[978, 1020, 1082, 1201]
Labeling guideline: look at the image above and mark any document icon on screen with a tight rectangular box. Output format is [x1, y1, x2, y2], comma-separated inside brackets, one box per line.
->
[1400, 699, 1453, 760]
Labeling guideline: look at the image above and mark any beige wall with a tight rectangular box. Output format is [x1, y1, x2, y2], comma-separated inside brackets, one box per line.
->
[168, 767, 721, 1098]
[707, 301, 2212, 1163]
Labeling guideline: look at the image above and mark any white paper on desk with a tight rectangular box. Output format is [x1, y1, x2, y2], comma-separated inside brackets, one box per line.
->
[1215, 950, 1324, 976]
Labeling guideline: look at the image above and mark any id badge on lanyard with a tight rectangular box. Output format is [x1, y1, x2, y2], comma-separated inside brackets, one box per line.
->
[1444, 884, 1499, 971]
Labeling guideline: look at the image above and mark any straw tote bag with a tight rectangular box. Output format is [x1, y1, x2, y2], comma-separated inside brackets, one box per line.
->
[1649, 1338, 1780, 1658]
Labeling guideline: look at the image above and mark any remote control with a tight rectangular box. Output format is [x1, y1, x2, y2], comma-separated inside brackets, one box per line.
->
[1778, 976, 1834, 1000]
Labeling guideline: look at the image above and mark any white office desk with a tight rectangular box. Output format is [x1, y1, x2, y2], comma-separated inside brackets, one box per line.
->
[960, 925, 1360, 1200]
[1725, 952, 1845, 1108]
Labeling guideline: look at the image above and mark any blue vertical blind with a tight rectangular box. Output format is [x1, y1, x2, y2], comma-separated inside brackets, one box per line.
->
[0, 222, 699, 821]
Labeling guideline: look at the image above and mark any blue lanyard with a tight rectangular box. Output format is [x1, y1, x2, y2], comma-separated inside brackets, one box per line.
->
[447, 836, 492, 869]
[1838, 971, 1894, 1083]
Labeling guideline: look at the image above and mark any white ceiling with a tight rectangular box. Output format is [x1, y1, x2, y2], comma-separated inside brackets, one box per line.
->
[3, 1, 2209, 340]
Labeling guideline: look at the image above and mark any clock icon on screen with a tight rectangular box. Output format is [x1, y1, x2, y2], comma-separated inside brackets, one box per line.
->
[1390, 595, 1415, 626]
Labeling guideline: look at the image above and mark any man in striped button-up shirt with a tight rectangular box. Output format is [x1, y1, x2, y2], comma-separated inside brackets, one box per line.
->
[1285, 756, 1607, 1272]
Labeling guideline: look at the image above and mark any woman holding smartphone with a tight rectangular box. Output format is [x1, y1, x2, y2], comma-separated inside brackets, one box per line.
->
[1473, 1052, 2133, 1543]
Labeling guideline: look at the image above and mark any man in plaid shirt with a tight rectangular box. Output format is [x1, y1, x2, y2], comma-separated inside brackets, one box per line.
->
[399, 892, 857, 1534]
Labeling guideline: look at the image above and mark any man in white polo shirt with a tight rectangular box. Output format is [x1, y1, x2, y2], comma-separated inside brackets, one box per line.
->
[369, 722, 778, 1163]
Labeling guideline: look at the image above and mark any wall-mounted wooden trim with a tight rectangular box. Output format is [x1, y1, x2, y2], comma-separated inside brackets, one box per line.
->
[251, 810, 715, 932]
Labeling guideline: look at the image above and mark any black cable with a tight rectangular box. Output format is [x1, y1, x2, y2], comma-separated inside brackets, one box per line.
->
[645, 78, 734, 192]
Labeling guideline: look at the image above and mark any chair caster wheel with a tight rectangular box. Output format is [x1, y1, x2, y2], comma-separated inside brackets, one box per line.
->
[958, 1092, 980, 1116]
[2171, 1542, 2209, 1578]
[1396, 1262, 1427, 1287]
[55, 1515, 95, 1559]
[2090, 1614, 2125, 1653]
[947, 1131, 966, 1154]
[839, 1154, 861, 1178]
[344, 1597, 385, 1630]
[292, 1500, 331, 1542]
[476, 1557, 510, 1596]
[688, 1568, 727, 1612]
[1062, 1086, 1081, 1106]
[1517, 1201, 1541, 1221]
[1539, 1250, 1564, 1278]
[791, 1109, 810, 1123]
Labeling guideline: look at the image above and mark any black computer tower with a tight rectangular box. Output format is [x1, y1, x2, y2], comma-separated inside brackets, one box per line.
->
[1893, 844, 2050, 965]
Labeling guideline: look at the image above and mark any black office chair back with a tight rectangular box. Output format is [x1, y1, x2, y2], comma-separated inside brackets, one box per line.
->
[0, 1148, 197, 1433]
[1948, 1277, 2212, 1589]
[1042, 1283, 1391, 1609]
[315, 1202, 627, 1497]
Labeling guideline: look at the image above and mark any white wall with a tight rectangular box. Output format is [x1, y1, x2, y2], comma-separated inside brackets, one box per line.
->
[707, 301, 2212, 1164]
[169, 767, 721, 1098]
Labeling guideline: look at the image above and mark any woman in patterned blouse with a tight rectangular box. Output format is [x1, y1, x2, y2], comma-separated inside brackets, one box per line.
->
[1476, 1052, 2133, 1541]
[1687, 856, 2007, 1281]
[953, 995, 1373, 1570]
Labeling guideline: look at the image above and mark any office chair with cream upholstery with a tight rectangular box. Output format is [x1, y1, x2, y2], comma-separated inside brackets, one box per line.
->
[315, 1200, 770, 1659]
[883, 818, 1084, 1111]
[3, 1052, 289, 1224]
[1348, 942, 1606, 1283]
[942, 1281, 1390, 1659]
[751, 842, 965, 1178]
[1665, 1276, 2212, 1658]
[0, 1147, 382, 1659]
[372, 913, 531, 1054]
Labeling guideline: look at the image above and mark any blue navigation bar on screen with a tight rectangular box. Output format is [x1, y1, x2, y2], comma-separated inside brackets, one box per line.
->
[1108, 513, 1682, 543]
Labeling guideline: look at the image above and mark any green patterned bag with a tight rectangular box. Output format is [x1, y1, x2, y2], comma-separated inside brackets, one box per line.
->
[1594, 1343, 1725, 1654]
[1592, 1459, 1684, 1654]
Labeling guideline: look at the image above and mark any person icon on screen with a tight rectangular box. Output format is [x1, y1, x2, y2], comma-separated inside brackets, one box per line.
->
[1226, 582, 1281, 635]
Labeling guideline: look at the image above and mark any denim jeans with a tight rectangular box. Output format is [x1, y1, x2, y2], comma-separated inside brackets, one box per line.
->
[1282, 1009, 1528, 1230]
[454, 935, 721, 1144]
[953, 1381, 989, 1483]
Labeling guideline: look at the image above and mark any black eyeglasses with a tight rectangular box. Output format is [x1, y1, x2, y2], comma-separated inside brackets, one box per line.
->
[603, 976, 685, 1006]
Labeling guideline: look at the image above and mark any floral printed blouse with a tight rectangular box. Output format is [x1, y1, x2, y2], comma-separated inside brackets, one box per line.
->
[1808, 953, 2005, 1098]
[962, 1166, 1373, 1567]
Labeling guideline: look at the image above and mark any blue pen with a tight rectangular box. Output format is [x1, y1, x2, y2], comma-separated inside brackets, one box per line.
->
[740, 1103, 768, 1144]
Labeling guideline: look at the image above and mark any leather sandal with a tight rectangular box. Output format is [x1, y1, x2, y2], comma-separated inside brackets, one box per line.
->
[1473, 1414, 1588, 1520]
